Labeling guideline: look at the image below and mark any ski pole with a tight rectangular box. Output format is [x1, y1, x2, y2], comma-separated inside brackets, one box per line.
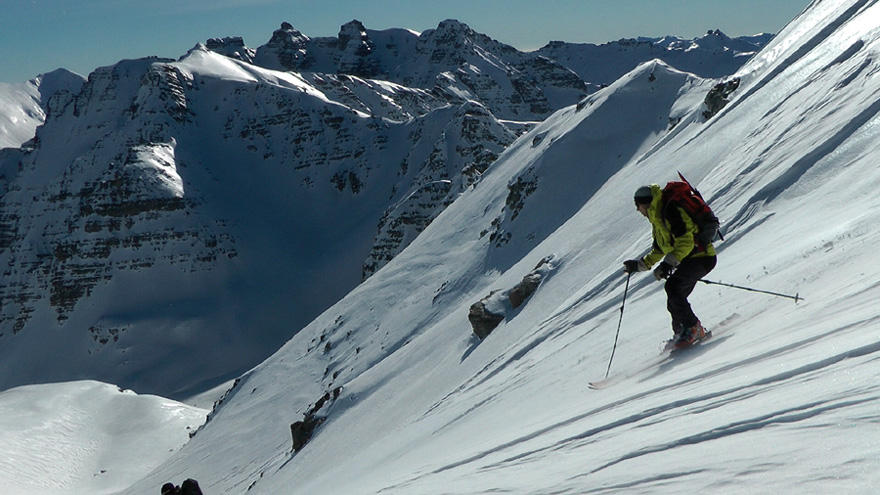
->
[699, 279, 803, 303]
[603, 272, 632, 379]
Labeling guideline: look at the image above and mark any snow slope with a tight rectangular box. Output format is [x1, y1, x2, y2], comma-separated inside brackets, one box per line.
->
[108, 0, 880, 493]
[0, 381, 205, 495]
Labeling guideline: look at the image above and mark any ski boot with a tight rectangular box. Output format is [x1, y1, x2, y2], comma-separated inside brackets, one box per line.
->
[674, 322, 707, 349]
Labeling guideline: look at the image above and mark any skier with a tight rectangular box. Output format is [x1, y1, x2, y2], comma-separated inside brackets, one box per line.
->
[624, 184, 717, 348]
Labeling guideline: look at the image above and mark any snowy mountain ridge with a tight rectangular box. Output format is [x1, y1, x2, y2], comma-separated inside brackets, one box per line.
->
[0, 69, 85, 150]
[1, 21, 768, 153]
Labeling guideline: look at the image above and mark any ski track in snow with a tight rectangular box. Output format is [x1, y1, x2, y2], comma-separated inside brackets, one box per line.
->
[377, 311, 880, 493]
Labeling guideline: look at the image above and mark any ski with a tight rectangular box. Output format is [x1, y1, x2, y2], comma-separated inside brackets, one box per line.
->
[589, 331, 716, 390]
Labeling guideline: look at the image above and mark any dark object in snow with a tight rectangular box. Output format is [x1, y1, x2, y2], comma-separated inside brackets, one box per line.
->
[703, 78, 740, 119]
[508, 273, 542, 309]
[290, 387, 342, 451]
[181, 478, 204, 495]
[291, 415, 326, 452]
[161, 478, 203, 495]
[468, 297, 506, 339]
[698, 278, 802, 302]
[468, 256, 554, 339]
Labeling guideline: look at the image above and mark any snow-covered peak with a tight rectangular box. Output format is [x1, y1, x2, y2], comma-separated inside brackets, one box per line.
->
[252, 22, 311, 72]
[537, 30, 770, 84]
[204, 36, 255, 64]
[425, 18, 479, 41]
[0, 69, 84, 149]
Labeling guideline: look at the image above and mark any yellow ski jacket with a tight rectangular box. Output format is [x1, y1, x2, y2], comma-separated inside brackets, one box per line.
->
[641, 184, 717, 268]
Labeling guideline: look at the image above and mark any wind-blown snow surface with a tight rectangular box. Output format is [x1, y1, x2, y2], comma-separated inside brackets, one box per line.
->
[0, 381, 205, 495]
[114, 1, 880, 493]
[13, 0, 880, 492]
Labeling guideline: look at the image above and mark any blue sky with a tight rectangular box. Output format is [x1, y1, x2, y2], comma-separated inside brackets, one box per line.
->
[1, 0, 809, 83]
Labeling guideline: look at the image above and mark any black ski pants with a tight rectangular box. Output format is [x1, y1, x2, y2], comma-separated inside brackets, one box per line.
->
[665, 255, 717, 332]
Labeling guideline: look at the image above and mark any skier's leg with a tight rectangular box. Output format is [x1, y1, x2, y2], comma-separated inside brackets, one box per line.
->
[665, 256, 716, 328]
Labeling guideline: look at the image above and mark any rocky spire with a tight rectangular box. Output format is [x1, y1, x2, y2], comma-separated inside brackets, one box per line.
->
[337, 20, 381, 78]
[253, 22, 312, 71]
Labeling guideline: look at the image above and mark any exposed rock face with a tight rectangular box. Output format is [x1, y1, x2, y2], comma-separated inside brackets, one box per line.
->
[468, 256, 555, 339]
[468, 297, 506, 340]
[0, 62, 230, 336]
[290, 387, 342, 452]
[703, 78, 741, 119]
[337, 20, 381, 78]
[247, 20, 589, 123]
[363, 101, 516, 279]
[205, 37, 255, 64]
[253, 22, 311, 71]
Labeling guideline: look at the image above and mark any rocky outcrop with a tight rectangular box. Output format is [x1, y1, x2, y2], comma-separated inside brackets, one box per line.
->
[246, 20, 589, 123]
[290, 387, 342, 452]
[703, 78, 741, 119]
[468, 295, 507, 340]
[205, 37, 255, 64]
[337, 20, 381, 79]
[252, 22, 311, 71]
[468, 256, 554, 339]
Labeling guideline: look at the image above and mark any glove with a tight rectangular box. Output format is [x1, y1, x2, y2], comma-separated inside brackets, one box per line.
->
[653, 261, 675, 281]
[623, 259, 647, 274]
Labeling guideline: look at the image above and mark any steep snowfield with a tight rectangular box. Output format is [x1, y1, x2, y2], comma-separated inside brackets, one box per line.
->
[112, 0, 880, 493]
[0, 81, 42, 149]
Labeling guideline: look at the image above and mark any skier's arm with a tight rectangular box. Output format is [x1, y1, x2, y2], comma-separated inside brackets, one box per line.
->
[642, 243, 665, 268]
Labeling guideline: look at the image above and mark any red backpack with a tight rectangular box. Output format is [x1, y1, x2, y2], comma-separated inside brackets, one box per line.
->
[661, 173, 722, 248]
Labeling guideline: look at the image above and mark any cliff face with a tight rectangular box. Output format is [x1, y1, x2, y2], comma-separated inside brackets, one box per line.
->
[0, 46, 514, 397]
[253, 19, 589, 122]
